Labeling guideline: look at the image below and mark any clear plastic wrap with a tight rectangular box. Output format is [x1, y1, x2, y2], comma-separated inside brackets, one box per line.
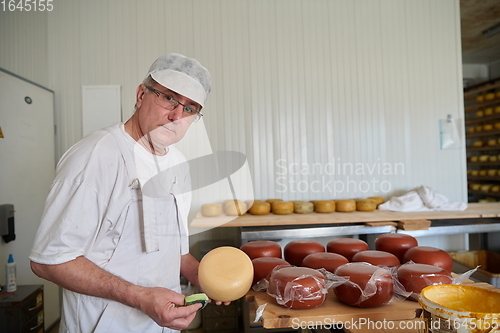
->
[265, 266, 347, 309]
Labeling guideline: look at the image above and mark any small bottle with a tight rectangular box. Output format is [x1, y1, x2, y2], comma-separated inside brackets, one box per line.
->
[5, 254, 17, 292]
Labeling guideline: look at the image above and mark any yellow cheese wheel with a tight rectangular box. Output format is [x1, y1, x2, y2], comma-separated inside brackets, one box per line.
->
[481, 184, 493, 192]
[497, 92, 500, 99]
[198, 246, 254, 302]
[335, 199, 356, 212]
[485, 93, 495, 100]
[272, 201, 294, 214]
[293, 201, 314, 214]
[496, 106, 500, 114]
[201, 203, 223, 217]
[490, 155, 498, 162]
[248, 201, 271, 215]
[224, 201, 247, 216]
[483, 124, 494, 131]
[487, 169, 498, 177]
[266, 199, 283, 205]
[223, 199, 243, 206]
[368, 197, 385, 206]
[470, 156, 479, 163]
[473, 141, 484, 147]
[491, 185, 500, 192]
[475, 110, 484, 117]
[487, 139, 497, 146]
[471, 183, 481, 191]
[479, 170, 487, 176]
[479, 155, 490, 162]
[476, 95, 484, 103]
[498, 137, 500, 145]
[495, 122, 500, 130]
[475, 125, 483, 132]
[314, 200, 336, 213]
[484, 108, 494, 116]
[470, 170, 479, 176]
[356, 199, 377, 212]
[467, 127, 475, 134]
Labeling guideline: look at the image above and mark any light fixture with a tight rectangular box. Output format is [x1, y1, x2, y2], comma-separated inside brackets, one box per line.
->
[482, 21, 500, 38]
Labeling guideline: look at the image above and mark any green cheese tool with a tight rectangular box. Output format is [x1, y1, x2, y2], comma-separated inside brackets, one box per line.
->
[184, 293, 209, 310]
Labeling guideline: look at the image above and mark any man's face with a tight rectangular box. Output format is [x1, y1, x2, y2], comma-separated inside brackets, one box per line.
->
[134, 83, 199, 150]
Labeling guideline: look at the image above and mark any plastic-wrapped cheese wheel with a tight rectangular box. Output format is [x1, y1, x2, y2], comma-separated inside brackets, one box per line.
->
[356, 199, 377, 211]
[248, 201, 271, 215]
[302, 252, 349, 273]
[271, 201, 294, 214]
[314, 200, 336, 213]
[351, 250, 400, 268]
[240, 240, 282, 260]
[335, 199, 356, 212]
[334, 262, 393, 308]
[251, 257, 290, 285]
[403, 246, 453, 272]
[327, 238, 369, 262]
[293, 201, 314, 214]
[198, 246, 254, 302]
[374, 233, 418, 264]
[267, 267, 327, 309]
[284, 240, 325, 266]
[201, 203, 223, 217]
[396, 263, 452, 301]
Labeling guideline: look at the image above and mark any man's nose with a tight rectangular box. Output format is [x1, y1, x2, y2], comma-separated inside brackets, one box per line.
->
[168, 104, 184, 121]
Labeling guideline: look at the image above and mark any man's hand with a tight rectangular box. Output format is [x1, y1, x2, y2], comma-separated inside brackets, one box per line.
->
[136, 287, 201, 330]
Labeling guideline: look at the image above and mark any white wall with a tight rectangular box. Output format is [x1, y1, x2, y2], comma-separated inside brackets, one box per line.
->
[1, 0, 467, 287]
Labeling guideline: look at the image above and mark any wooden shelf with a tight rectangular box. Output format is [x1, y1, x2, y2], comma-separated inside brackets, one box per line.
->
[466, 145, 500, 151]
[464, 80, 500, 97]
[468, 190, 500, 197]
[468, 176, 500, 181]
[467, 161, 500, 166]
[465, 113, 500, 125]
[466, 129, 500, 138]
[465, 99, 500, 113]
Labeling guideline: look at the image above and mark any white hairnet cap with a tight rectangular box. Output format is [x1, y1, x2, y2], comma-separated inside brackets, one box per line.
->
[146, 53, 211, 107]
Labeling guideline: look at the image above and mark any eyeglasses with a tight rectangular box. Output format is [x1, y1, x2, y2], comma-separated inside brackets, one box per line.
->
[144, 85, 203, 122]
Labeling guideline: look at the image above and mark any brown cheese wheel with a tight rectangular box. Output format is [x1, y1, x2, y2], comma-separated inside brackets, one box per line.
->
[375, 233, 418, 263]
[240, 240, 282, 260]
[302, 252, 349, 273]
[251, 257, 290, 285]
[248, 201, 271, 215]
[201, 203, 223, 217]
[397, 263, 452, 301]
[368, 197, 385, 206]
[327, 238, 369, 262]
[268, 267, 327, 309]
[334, 263, 393, 308]
[356, 199, 377, 211]
[284, 240, 325, 266]
[403, 246, 453, 272]
[293, 201, 314, 214]
[314, 200, 336, 213]
[351, 250, 400, 267]
[266, 199, 283, 205]
[335, 199, 356, 212]
[271, 201, 294, 214]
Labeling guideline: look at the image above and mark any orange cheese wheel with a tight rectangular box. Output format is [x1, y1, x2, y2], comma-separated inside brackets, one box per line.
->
[201, 203, 223, 217]
[314, 200, 335, 213]
[368, 197, 385, 206]
[485, 108, 494, 116]
[293, 201, 314, 214]
[356, 200, 377, 211]
[272, 201, 294, 215]
[484, 124, 494, 131]
[198, 246, 254, 302]
[240, 240, 282, 259]
[473, 141, 484, 147]
[248, 201, 271, 215]
[335, 199, 356, 212]
[266, 199, 283, 205]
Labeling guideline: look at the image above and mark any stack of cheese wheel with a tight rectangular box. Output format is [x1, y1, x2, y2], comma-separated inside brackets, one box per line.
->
[403, 246, 453, 272]
[201, 203, 223, 217]
[284, 240, 325, 266]
[248, 201, 271, 215]
[251, 257, 290, 285]
[396, 263, 452, 301]
[335, 199, 356, 212]
[224, 200, 247, 216]
[302, 252, 349, 273]
[198, 246, 254, 302]
[314, 200, 336, 213]
[267, 266, 328, 309]
[271, 201, 294, 215]
[351, 250, 400, 268]
[240, 240, 282, 260]
[327, 238, 369, 262]
[334, 262, 394, 308]
[375, 233, 418, 264]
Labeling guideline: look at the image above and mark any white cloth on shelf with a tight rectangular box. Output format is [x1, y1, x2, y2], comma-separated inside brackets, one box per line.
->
[378, 185, 467, 212]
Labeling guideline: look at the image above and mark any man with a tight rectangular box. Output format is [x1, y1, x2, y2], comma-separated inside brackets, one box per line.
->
[30, 53, 217, 332]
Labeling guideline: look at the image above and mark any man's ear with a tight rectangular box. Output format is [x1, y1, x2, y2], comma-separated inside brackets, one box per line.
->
[135, 84, 146, 109]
